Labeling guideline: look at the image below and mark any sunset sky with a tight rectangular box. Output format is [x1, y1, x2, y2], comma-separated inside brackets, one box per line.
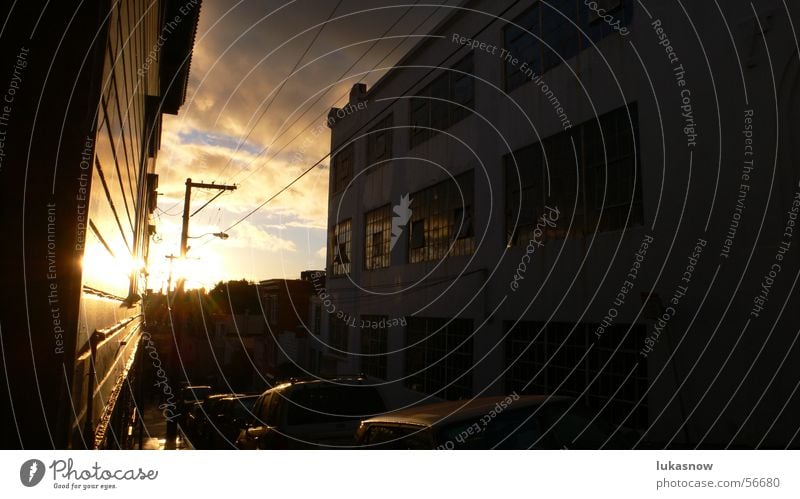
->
[149, 0, 453, 290]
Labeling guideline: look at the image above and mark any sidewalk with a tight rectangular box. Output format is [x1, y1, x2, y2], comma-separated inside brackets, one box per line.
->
[137, 404, 194, 450]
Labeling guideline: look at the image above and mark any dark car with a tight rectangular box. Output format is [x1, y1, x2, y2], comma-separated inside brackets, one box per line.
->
[184, 392, 240, 442]
[203, 395, 259, 449]
[355, 395, 639, 449]
[236, 376, 386, 449]
[177, 385, 213, 424]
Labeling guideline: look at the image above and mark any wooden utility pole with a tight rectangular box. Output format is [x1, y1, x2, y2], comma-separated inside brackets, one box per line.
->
[177, 178, 236, 291]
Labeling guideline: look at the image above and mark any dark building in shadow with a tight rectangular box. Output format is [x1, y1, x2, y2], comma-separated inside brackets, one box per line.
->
[0, 0, 200, 448]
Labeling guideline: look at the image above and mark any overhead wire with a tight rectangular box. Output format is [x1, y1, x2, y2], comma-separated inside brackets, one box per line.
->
[217, 0, 519, 233]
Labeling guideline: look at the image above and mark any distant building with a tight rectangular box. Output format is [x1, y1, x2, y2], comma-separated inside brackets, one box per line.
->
[0, 0, 201, 448]
[258, 277, 320, 376]
[323, 0, 800, 447]
[211, 312, 271, 391]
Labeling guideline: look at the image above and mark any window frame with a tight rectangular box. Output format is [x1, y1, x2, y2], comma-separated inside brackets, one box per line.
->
[330, 218, 353, 277]
[364, 205, 392, 270]
[409, 53, 475, 148]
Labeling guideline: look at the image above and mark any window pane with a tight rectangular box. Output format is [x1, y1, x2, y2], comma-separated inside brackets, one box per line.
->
[364, 205, 391, 269]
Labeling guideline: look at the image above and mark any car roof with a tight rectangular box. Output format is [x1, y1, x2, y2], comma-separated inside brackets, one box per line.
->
[361, 395, 575, 427]
[259, 376, 370, 395]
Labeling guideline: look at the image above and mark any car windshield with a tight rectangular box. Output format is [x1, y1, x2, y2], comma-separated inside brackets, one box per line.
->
[286, 385, 385, 425]
[435, 400, 631, 449]
[231, 397, 257, 418]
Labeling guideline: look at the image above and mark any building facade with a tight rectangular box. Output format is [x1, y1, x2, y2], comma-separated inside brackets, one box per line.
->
[323, 0, 800, 447]
[0, 0, 200, 448]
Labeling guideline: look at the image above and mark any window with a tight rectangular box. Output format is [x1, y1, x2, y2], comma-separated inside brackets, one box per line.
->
[410, 54, 475, 148]
[331, 142, 354, 194]
[360, 315, 388, 379]
[330, 219, 352, 276]
[364, 205, 391, 270]
[504, 321, 648, 431]
[366, 114, 392, 172]
[505, 103, 641, 244]
[408, 171, 475, 263]
[504, 0, 633, 92]
[405, 317, 473, 400]
[329, 315, 349, 351]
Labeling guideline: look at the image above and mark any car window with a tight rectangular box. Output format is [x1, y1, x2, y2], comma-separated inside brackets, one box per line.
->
[257, 394, 272, 422]
[232, 397, 257, 419]
[285, 385, 384, 425]
[436, 408, 547, 449]
[365, 425, 432, 449]
[332, 386, 385, 415]
[286, 386, 343, 425]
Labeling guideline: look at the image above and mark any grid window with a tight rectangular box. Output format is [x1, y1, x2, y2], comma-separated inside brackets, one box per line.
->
[360, 315, 388, 379]
[505, 103, 641, 244]
[330, 219, 352, 277]
[405, 317, 473, 400]
[364, 205, 391, 270]
[410, 54, 474, 148]
[504, 0, 633, 92]
[331, 142, 354, 194]
[408, 171, 475, 263]
[504, 321, 648, 431]
[367, 114, 393, 172]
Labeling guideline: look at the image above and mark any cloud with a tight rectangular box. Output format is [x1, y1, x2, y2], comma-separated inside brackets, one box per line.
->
[149, 0, 452, 282]
[227, 220, 297, 252]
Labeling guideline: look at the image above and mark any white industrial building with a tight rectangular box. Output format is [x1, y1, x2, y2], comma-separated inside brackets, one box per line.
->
[320, 0, 800, 447]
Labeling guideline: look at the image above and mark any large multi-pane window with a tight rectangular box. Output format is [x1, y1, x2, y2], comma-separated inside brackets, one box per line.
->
[330, 219, 352, 277]
[360, 315, 388, 379]
[331, 142, 354, 194]
[408, 171, 475, 263]
[504, 0, 634, 91]
[504, 321, 648, 431]
[505, 103, 641, 244]
[366, 114, 393, 172]
[364, 205, 391, 270]
[410, 54, 474, 148]
[405, 317, 473, 400]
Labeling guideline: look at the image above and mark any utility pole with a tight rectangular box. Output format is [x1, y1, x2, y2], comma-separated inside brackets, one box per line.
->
[177, 178, 236, 292]
[165, 254, 179, 295]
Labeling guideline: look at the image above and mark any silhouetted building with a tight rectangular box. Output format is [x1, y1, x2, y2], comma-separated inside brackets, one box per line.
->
[0, 0, 200, 448]
[258, 278, 318, 375]
[323, 0, 800, 447]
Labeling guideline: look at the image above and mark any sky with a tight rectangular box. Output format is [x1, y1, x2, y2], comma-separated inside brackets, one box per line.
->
[148, 0, 454, 290]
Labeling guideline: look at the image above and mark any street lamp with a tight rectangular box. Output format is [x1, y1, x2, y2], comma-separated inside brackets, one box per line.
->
[188, 231, 229, 240]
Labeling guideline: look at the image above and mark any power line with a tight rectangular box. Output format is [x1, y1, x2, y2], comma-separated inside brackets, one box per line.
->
[213, 0, 344, 182]
[225, 0, 430, 187]
[217, 1, 520, 233]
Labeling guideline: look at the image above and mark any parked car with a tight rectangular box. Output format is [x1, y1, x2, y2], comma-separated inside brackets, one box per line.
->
[354, 395, 639, 449]
[204, 394, 259, 449]
[177, 385, 212, 423]
[184, 393, 242, 443]
[236, 376, 386, 449]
